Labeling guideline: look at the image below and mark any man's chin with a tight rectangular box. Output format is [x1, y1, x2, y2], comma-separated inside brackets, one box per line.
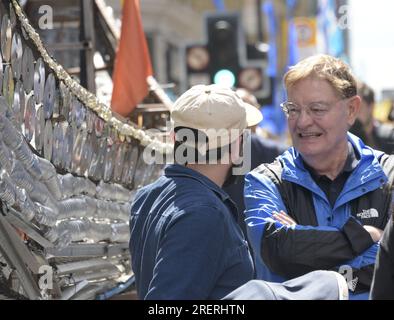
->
[295, 146, 323, 159]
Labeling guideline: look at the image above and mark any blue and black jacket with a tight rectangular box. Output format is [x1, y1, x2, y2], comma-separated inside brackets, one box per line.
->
[244, 133, 394, 299]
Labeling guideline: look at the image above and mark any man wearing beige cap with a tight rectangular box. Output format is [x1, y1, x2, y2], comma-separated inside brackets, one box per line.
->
[129, 84, 261, 299]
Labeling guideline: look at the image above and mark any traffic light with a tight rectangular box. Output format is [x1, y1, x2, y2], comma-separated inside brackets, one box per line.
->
[185, 44, 211, 88]
[206, 13, 240, 87]
[183, 13, 272, 105]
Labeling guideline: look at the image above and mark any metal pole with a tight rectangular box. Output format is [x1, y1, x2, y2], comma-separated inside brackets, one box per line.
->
[80, 0, 96, 93]
[257, 0, 264, 43]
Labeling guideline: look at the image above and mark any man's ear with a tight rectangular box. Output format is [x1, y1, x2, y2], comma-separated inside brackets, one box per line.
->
[347, 95, 361, 126]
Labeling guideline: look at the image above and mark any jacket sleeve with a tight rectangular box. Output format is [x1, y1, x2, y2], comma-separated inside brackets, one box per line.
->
[346, 243, 379, 269]
[244, 171, 375, 279]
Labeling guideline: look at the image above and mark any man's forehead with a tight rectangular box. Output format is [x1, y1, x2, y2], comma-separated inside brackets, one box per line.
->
[287, 78, 338, 101]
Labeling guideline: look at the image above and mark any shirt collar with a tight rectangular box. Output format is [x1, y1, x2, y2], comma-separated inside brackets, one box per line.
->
[343, 141, 360, 172]
[303, 142, 360, 180]
[164, 164, 230, 202]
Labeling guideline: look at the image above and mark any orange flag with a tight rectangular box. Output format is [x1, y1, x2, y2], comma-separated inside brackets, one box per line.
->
[111, 0, 153, 117]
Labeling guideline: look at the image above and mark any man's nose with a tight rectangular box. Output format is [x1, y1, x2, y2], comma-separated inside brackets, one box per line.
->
[295, 109, 314, 128]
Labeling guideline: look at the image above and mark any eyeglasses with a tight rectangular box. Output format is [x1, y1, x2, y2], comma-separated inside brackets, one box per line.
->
[280, 100, 344, 120]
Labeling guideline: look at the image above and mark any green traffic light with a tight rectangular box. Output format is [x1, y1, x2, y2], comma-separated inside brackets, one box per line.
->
[213, 69, 236, 87]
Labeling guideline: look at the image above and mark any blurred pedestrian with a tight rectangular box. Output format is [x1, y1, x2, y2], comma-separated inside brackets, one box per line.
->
[350, 81, 394, 154]
[224, 88, 285, 235]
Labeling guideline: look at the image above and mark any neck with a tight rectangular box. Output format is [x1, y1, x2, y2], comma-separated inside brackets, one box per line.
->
[365, 120, 374, 135]
[302, 141, 349, 180]
[186, 163, 232, 187]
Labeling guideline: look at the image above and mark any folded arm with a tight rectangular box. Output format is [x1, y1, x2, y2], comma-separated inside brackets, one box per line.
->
[244, 172, 376, 279]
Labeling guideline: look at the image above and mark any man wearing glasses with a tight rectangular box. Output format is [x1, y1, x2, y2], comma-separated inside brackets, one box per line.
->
[244, 54, 394, 300]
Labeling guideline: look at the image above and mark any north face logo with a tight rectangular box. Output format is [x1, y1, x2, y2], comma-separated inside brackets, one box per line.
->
[356, 208, 379, 219]
[348, 277, 359, 292]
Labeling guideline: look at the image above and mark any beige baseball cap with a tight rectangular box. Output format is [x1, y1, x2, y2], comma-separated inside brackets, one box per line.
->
[171, 84, 263, 150]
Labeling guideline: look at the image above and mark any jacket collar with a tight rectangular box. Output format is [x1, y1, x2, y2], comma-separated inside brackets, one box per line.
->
[280, 133, 387, 191]
[303, 141, 359, 180]
[164, 164, 230, 202]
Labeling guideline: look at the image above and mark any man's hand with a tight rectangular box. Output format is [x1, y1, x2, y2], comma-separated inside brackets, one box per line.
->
[363, 225, 384, 242]
[272, 210, 297, 227]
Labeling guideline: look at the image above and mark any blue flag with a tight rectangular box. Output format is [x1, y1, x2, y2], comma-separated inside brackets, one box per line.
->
[263, 1, 277, 78]
[212, 0, 226, 12]
[318, 0, 345, 57]
[260, 1, 288, 137]
[286, 0, 299, 68]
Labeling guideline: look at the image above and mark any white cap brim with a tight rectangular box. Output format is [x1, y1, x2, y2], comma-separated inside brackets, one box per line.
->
[243, 102, 263, 127]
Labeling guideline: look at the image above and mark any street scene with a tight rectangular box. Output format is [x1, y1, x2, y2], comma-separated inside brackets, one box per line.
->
[0, 0, 393, 302]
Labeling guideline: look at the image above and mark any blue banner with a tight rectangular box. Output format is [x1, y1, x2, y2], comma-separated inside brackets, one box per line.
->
[212, 0, 226, 12]
[263, 1, 277, 77]
[318, 0, 345, 57]
[286, 0, 299, 68]
[260, 1, 288, 137]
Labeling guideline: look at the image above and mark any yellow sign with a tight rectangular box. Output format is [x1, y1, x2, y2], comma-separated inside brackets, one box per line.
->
[294, 17, 317, 47]
[374, 100, 393, 123]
